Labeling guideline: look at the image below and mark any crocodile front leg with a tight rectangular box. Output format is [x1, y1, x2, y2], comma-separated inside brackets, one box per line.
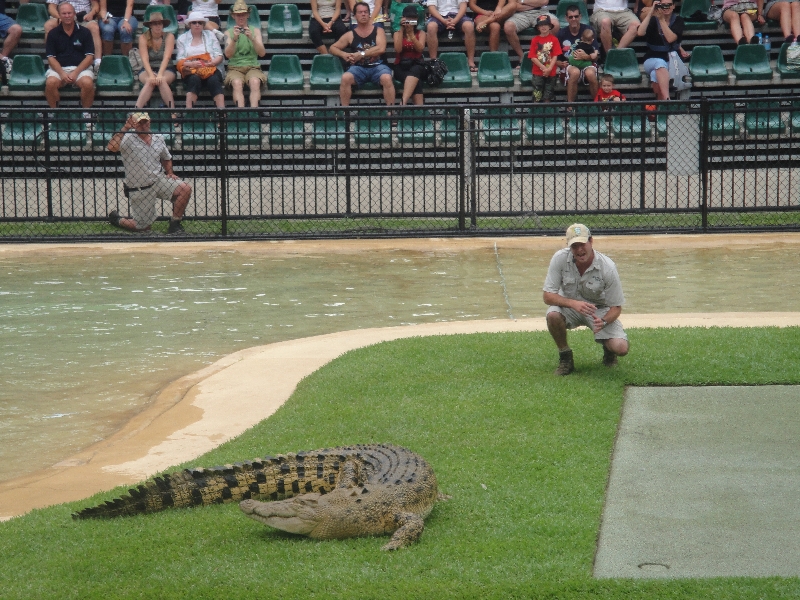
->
[381, 512, 425, 551]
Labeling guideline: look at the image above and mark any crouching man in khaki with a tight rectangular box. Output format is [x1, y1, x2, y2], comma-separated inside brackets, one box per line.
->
[106, 112, 191, 234]
[543, 223, 629, 375]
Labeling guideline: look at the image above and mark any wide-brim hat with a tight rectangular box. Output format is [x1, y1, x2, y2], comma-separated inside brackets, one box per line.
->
[534, 14, 552, 30]
[230, 0, 251, 14]
[144, 12, 171, 27]
[185, 11, 209, 23]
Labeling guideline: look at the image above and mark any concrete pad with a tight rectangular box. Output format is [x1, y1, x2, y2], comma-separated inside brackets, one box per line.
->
[595, 385, 800, 579]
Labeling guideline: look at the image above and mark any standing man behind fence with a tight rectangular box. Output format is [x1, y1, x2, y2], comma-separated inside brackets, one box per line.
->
[107, 112, 191, 234]
[542, 223, 629, 375]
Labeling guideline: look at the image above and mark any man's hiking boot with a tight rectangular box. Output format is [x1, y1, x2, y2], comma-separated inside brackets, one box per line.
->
[602, 346, 618, 367]
[555, 349, 574, 376]
[167, 219, 184, 234]
[108, 210, 122, 228]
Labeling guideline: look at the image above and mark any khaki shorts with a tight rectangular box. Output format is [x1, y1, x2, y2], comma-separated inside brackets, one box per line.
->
[590, 9, 639, 33]
[224, 66, 266, 86]
[128, 174, 183, 229]
[546, 305, 628, 341]
[507, 9, 556, 31]
[45, 65, 95, 83]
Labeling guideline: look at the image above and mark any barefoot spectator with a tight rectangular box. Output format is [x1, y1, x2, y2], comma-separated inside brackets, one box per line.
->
[134, 11, 176, 111]
[393, 4, 427, 105]
[45, 2, 95, 110]
[310, 0, 348, 53]
[426, 0, 477, 71]
[223, 0, 266, 107]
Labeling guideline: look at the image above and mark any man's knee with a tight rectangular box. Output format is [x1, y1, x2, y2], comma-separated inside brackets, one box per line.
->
[626, 22, 639, 33]
[585, 67, 598, 83]
[462, 21, 475, 34]
[503, 20, 516, 35]
[379, 73, 393, 87]
[341, 72, 355, 86]
[8, 23, 22, 38]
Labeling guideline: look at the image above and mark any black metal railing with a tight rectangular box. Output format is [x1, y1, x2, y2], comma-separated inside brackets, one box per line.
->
[1, 97, 799, 240]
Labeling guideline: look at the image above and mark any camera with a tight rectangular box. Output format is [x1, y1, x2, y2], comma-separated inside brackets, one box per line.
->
[235, 26, 244, 32]
[405, 19, 418, 25]
[654, 3, 670, 8]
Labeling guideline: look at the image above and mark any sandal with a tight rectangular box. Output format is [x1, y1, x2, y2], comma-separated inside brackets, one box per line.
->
[469, 64, 478, 72]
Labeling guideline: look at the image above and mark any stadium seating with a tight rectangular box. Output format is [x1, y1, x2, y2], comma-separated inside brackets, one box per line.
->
[267, 54, 304, 90]
[743, 101, 785, 136]
[96, 56, 135, 92]
[438, 52, 473, 88]
[732, 44, 773, 82]
[526, 105, 564, 141]
[48, 111, 88, 148]
[226, 111, 263, 147]
[477, 51, 514, 87]
[182, 111, 219, 149]
[707, 102, 740, 137]
[1, 111, 43, 147]
[396, 108, 436, 145]
[689, 45, 729, 83]
[267, 4, 303, 39]
[309, 54, 344, 90]
[567, 104, 609, 140]
[482, 107, 522, 143]
[519, 57, 533, 87]
[776, 42, 800, 79]
[603, 48, 642, 85]
[16, 3, 48, 38]
[389, 2, 425, 33]
[609, 104, 647, 139]
[223, 4, 262, 31]
[680, 0, 716, 30]
[312, 111, 346, 146]
[354, 110, 393, 145]
[269, 110, 305, 145]
[7, 54, 46, 92]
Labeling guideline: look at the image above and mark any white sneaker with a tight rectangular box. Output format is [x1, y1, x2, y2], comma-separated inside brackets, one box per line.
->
[1, 56, 12, 74]
[83, 111, 95, 130]
[93, 58, 102, 73]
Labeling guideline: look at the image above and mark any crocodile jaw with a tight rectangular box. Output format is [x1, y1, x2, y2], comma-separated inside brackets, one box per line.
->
[240, 497, 318, 535]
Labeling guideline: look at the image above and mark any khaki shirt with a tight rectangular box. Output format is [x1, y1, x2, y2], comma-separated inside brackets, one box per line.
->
[119, 133, 171, 188]
[543, 248, 625, 308]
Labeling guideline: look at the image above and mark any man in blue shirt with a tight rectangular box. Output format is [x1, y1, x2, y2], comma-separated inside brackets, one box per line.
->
[556, 4, 599, 102]
[44, 1, 96, 110]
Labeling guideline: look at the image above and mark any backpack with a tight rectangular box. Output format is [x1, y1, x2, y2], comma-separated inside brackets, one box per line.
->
[424, 58, 448, 86]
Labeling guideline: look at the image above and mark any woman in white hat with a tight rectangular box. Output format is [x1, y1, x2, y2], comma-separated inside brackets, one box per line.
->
[134, 11, 177, 111]
[175, 11, 225, 108]
[223, 0, 266, 107]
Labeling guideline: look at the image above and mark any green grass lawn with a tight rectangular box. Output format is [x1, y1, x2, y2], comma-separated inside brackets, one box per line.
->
[2, 328, 800, 599]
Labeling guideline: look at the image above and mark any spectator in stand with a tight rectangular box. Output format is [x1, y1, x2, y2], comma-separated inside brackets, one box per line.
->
[176, 11, 225, 108]
[528, 14, 561, 102]
[310, 0, 348, 53]
[426, 0, 477, 71]
[591, 0, 640, 52]
[331, 1, 395, 106]
[133, 11, 176, 112]
[191, 0, 222, 36]
[469, 0, 507, 52]
[594, 72, 625, 101]
[556, 5, 599, 102]
[45, 1, 95, 111]
[393, 4, 427, 105]
[638, 0, 683, 100]
[99, 0, 137, 57]
[502, 0, 558, 65]
[718, 0, 764, 44]
[0, 0, 22, 74]
[224, 0, 266, 108]
[765, 0, 800, 44]
[347, 0, 386, 28]
[45, 0, 103, 70]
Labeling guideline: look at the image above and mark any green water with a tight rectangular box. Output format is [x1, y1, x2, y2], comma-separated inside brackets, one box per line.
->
[1, 241, 798, 484]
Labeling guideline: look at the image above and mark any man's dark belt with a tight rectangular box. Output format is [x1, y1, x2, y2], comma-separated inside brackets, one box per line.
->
[124, 183, 154, 193]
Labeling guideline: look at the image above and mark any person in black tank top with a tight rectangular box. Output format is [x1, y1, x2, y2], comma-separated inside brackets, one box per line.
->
[330, 1, 396, 106]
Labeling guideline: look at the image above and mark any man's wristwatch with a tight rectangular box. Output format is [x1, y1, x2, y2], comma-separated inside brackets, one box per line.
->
[360, 51, 366, 57]
[601, 318, 608, 327]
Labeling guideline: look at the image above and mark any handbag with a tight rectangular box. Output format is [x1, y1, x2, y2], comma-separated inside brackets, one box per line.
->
[423, 58, 448, 86]
[707, 4, 723, 21]
[668, 50, 691, 91]
[177, 51, 217, 79]
[787, 44, 800, 70]
[128, 47, 143, 73]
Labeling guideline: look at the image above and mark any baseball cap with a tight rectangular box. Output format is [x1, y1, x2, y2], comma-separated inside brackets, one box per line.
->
[534, 14, 552, 29]
[565, 223, 590, 245]
[131, 112, 150, 123]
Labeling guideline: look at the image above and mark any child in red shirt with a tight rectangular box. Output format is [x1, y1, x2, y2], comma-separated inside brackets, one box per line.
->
[594, 74, 626, 102]
[528, 15, 562, 102]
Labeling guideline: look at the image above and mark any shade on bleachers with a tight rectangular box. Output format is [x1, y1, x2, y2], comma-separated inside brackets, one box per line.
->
[689, 45, 729, 83]
[267, 4, 303, 39]
[476, 51, 513, 87]
[438, 52, 472, 88]
[309, 54, 343, 90]
[603, 48, 642, 85]
[267, 54, 304, 90]
[96, 56, 135, 92]
[733, 44, 772, 81]
[7, 54, 46, 91]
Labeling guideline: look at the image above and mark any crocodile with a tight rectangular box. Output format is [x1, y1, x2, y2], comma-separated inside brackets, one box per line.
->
[73, 443, 447, 550]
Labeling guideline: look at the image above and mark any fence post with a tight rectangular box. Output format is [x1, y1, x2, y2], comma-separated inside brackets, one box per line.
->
[43, 112, 53, 219]
[219, 109, 228, 237]
[458, 107, 466, 230]
[698, 97, 710, 231]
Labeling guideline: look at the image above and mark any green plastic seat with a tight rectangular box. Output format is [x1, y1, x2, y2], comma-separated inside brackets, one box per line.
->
[354, 110, 392, 146]
[1, 111, 44, 147]
[91, 111, 128, 147]
[149, 113, 176, 147]
[609, 105, 646, 140]
[267, 54, 304, 90]
[603, 48, 641, 84]
[689, 45, 729, 83]
[519, 56, 533, 87]
[269, 110, 305, 146]
[16, 3, 48, 38]
[224, 4, 262, 31]
[396, 109, 436, 145]
[226, 111, 263, 147]
[681, 0, 716, 30]
[567, 104, 609, 140]
[7, 54, 46, 91]
[708, 102, 740, 137]
[267, 4, 303, 39]
[744, 102, 785, 136]
[525, 105, 564, 141]
[476, 51, 514, 87]
[438, 52, 472, 88]
[556, 0, 590, 28]
[142, 5, 178, 35]
[777, 42, 800, 79]
[312, 112, 347, 146]
[733, 44, 773, 81]
[95, 55, 135, 92]
[482, 107, 521, 143]
[181, 111, 219, 149]
[439, 108, 461, 145]
[47, 111, 88, 148]
[309, 54, 344, 90]
[389, 1, 425, 32]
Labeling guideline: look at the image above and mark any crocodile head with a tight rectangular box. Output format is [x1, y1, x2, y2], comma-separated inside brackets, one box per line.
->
[240, 495, 322, 535]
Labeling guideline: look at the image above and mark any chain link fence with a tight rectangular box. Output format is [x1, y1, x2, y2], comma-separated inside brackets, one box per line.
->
[1, 97, 799, 241]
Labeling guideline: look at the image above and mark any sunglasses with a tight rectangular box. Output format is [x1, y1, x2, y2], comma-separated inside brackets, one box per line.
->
[189, 21, 205, 25]
[567, 14, 581, 18]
